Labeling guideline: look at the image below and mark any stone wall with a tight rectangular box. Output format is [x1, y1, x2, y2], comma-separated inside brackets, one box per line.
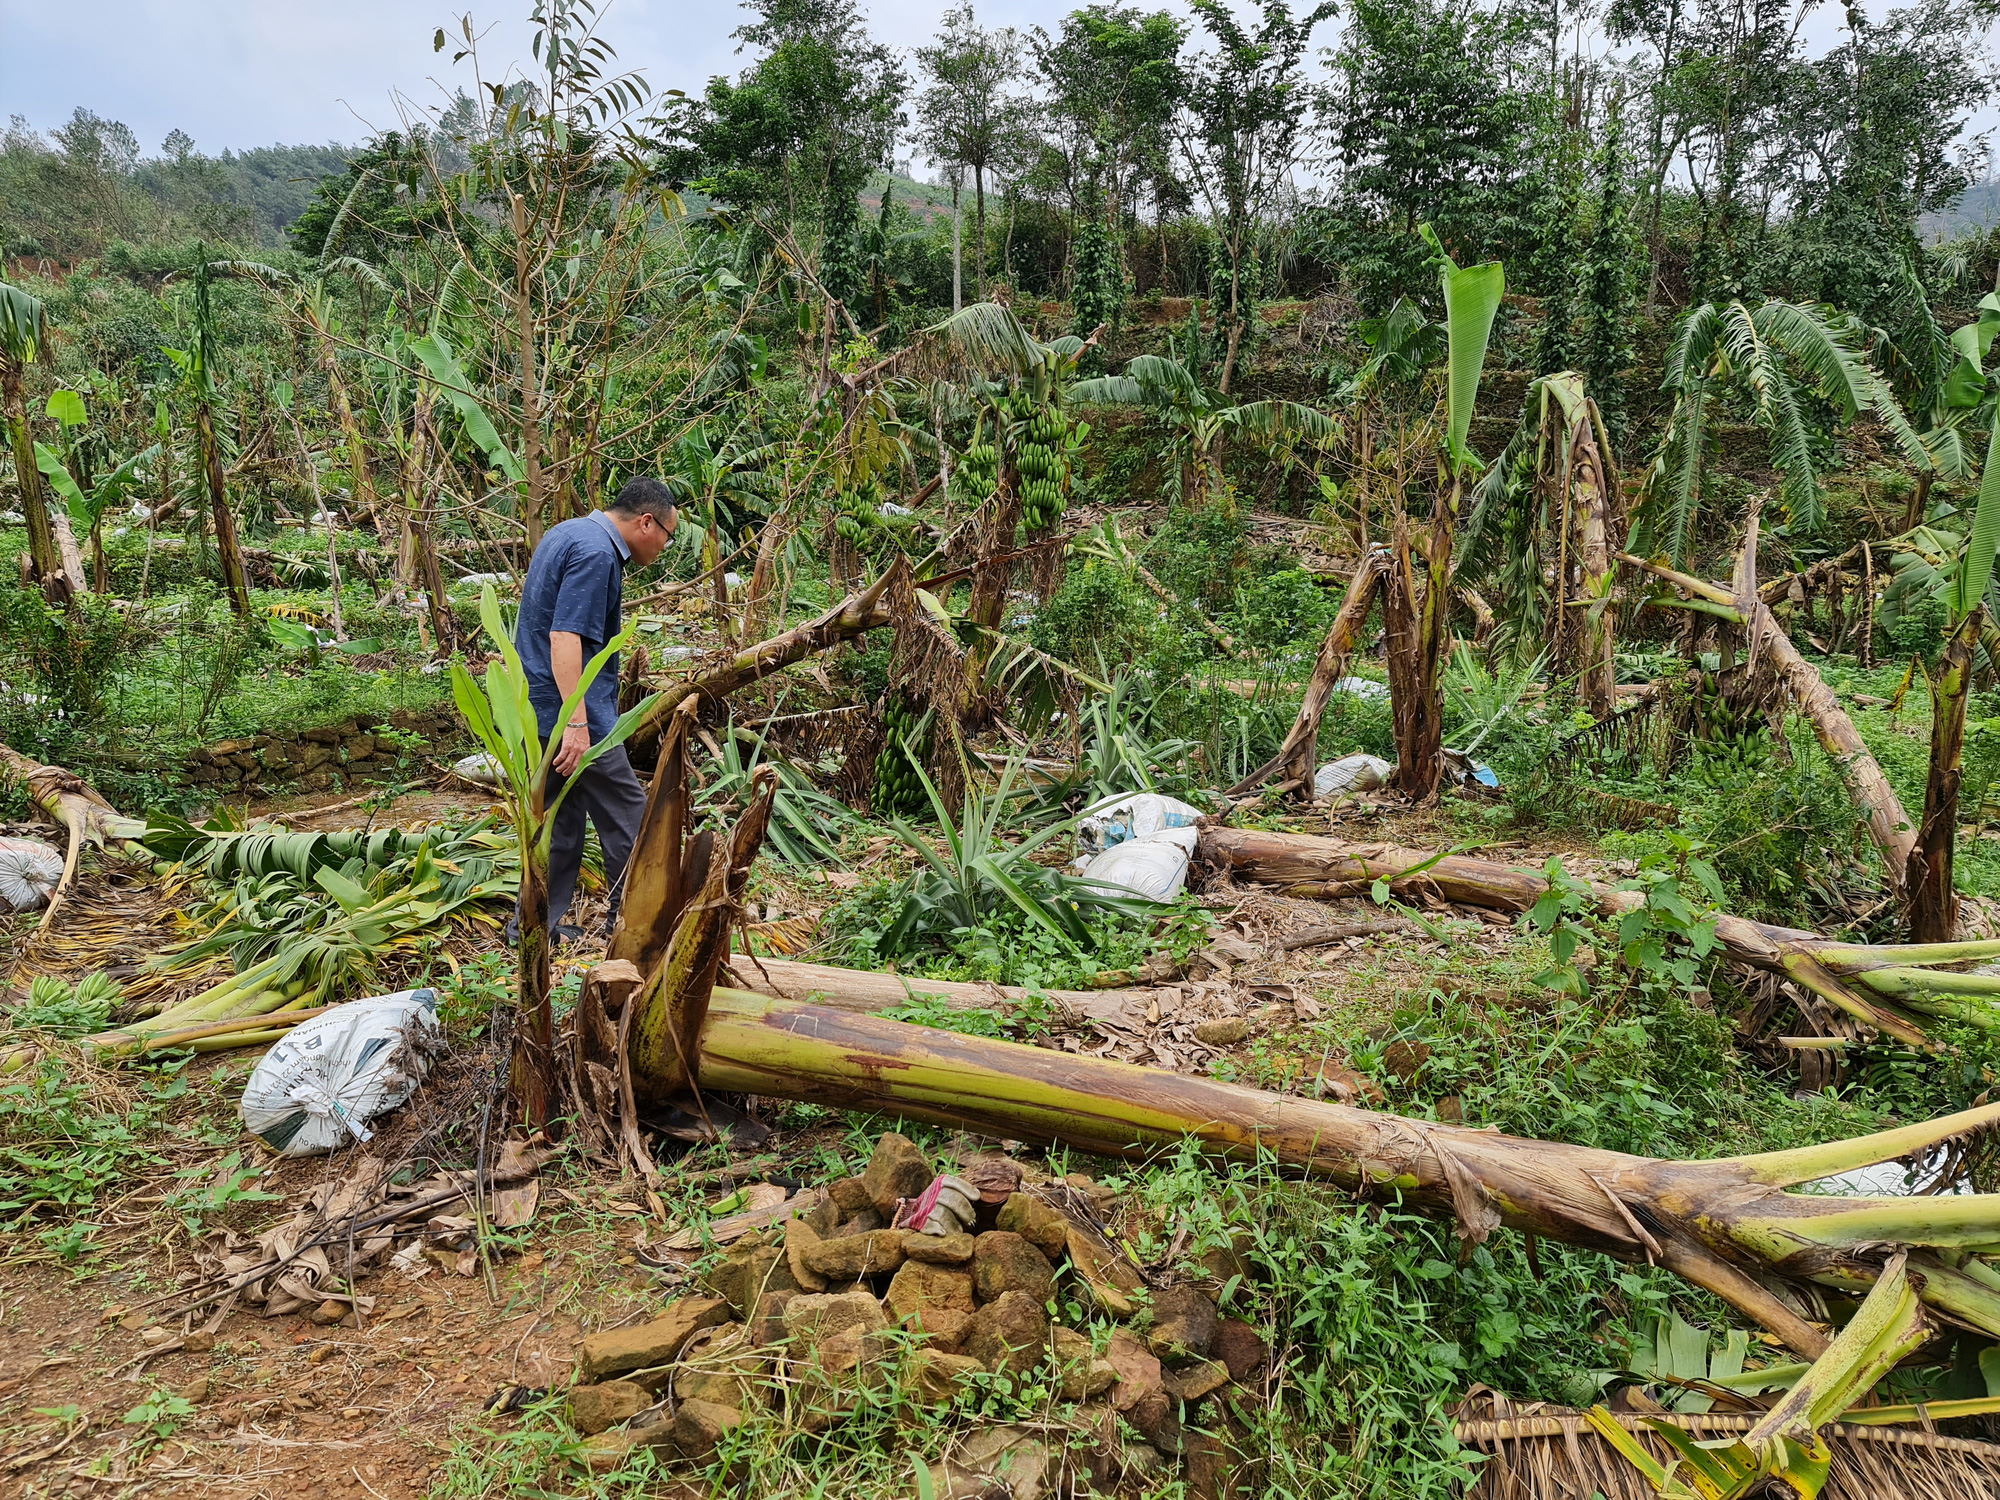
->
[180, 706, 461, 792]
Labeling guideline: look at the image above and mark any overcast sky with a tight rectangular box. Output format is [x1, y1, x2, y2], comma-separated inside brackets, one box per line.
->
[2, 0, 1991, 177]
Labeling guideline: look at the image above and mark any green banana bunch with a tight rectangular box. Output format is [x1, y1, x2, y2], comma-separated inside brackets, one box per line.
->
[834, 483, 877, 545]
[1015, 402, 1071, 532]
[872, 696, 935, 815]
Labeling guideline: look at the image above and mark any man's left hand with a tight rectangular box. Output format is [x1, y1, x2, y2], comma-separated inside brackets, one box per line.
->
[554, 721, 591, 776]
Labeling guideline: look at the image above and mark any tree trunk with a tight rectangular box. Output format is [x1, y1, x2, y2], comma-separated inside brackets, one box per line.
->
[742, 514, 795, 641]
[3, 360, 63, 591]
[408, 398, 457, 656]
[196, 400, 250, 617]
[49, 509, 87, 600]
[1229, 549, 1387, 797]
[1574, 417, 1619, 720]
[511, 843, 554, 1131]
[1386, 515, 1449, 803]
[973, 166, 987, 298]
[1901, 470, 1932, 535]
[632, 559, 907, 745]
[1195, 826, 2000, 1045]
[689, 982, 2000, 1358]
[1623, 552, 1918, 902]
[513, 193, 544, 557]
[1908, 608, 1981, 943]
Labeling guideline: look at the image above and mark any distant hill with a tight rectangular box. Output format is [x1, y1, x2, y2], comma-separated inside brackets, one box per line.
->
[1923, 180, 2000, 241]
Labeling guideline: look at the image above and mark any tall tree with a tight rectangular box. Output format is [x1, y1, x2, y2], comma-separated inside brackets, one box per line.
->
[1175, 0, 1334, 394]
[916, 4, 1036, 301]
[665, 0, 905, 309]
[1033, 5, 1186, 250]
[1320, 0, 1538, 304]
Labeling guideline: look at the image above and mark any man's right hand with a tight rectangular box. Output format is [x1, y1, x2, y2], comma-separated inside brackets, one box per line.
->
[554, 721, 591, 776]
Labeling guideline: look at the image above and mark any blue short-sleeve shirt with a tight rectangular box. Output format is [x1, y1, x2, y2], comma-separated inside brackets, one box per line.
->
[516, 510, 629, 739]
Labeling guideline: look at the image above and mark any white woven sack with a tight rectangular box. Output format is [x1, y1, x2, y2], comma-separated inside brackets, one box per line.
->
[241, 989, 440, 1155]
[1077, 825, 1197, 902]
[1076, 792, 1203, 854]
[0, 838, 64, 912]
[1314, 754, 1395, 796]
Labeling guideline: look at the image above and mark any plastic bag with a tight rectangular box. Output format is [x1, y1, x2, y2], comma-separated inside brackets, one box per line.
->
[1076, 792, 1203, 854]
[453, 751, 504, 786]
[1076, 824, 1197, 902]
[241, 989, 441, 1155]
[1331, 676, 1391, 701]
[1314, 754, 1395, 796]
[0, 838, 64, 912]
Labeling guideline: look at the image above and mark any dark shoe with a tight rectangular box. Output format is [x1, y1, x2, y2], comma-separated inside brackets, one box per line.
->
[553, 922, 587, 945]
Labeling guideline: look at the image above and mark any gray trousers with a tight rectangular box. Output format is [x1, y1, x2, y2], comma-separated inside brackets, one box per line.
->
[543, 743, 648, 929]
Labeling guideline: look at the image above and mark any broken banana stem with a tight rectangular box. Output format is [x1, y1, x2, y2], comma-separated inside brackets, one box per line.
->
[678, 983, 2000, 1361]
[1198, 827, 2000, 1043]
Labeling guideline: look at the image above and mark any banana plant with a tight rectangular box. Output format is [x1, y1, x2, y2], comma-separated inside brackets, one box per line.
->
[1382, 226, 1504, 802]
[1637, 299, 1927, 564]
[0, 279, 65, 591]
[450, 583, 659, 1126]
[32, 390, 160, 594]
[162, 252, 251, 616]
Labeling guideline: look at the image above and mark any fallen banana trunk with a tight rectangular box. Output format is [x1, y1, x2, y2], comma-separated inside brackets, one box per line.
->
[686, 982, 2000, 1364]
[1198, 827, 2000, 1046]
[719, 955, 1161, 1025]
[1622, 551, 1917, 906]
[0, 745, 148, 933]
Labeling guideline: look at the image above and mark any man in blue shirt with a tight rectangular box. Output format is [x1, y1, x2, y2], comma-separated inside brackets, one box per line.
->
[513, 476, 678, 940]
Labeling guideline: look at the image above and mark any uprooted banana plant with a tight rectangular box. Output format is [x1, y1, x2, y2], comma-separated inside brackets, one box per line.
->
[1196, 825, 2000, 1045]
[562, 794, 2000, 1497]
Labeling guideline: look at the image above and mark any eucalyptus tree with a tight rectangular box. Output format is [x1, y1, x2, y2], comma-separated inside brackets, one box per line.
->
[916, 4, 1038, 301]
[1173, 0, 1334, 393]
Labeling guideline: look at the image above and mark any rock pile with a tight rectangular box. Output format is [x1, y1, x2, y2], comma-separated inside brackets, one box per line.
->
[569, 1132, 1269, 1497]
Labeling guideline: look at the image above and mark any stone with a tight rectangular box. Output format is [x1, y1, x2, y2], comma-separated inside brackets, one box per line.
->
[580, 1431, 646, 1473]
[783, 1219, 830, 1293]
[747, 1290, 794, 1348]
[1197, 1231, 1256, 1286]
[956, 1425, 1051, 1500]
[801, 1228, 907, 1280]
[578, 1297, 732, 1381]
[834, 1208, 886, 1236]
[995, 1193, 1070, 1260]
[1187, 1428, 1244, 1500]
[962, 1291, 1048, 1377]
[1065, 1226, 1144, 1316]
[300, 743, 335, 771]
[701, 1240, 798, 1318]
[1120, 1440, 1170, 1483]
[175, 1375, 210, 1405]
[344, 733, 377, 760]
[1144, 1285, 1219, 1361]
[183, 1331, 215, 1354]
[569, 1380, 648, 1434]
[828, 1176, 873, 1213]
[803, 1194, 841, 1236]
[885, 1260, 976, 1327]
[1128, 1387, 1184, 1456]
[1211, 1318, 1269, 1383]
[860, 1132, 933, 1218]
[1049, 1327, 1118, 1401]
[1104, 1328, 1161, 1413]
[1194, 1017, 1251, 1048]
[1164, 1358, 1230, 1402]
[676, 1323, 771, 1411]
[669, 1398, 742, 1460]
[972, 1232, 1054, 1304]
[911, 1305, 973, 1352]
[961, 1157, 1024, 1205]
[904, 1231, 975, 1265]
[303, 725, 344, 744]
[780, 1289, 890, 1371]
[907, 1349, 985, 1403]
[309, 1299, 351, 1326]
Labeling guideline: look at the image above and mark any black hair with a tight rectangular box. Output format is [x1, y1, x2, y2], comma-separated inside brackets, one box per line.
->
[607, 475, 680, 525]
